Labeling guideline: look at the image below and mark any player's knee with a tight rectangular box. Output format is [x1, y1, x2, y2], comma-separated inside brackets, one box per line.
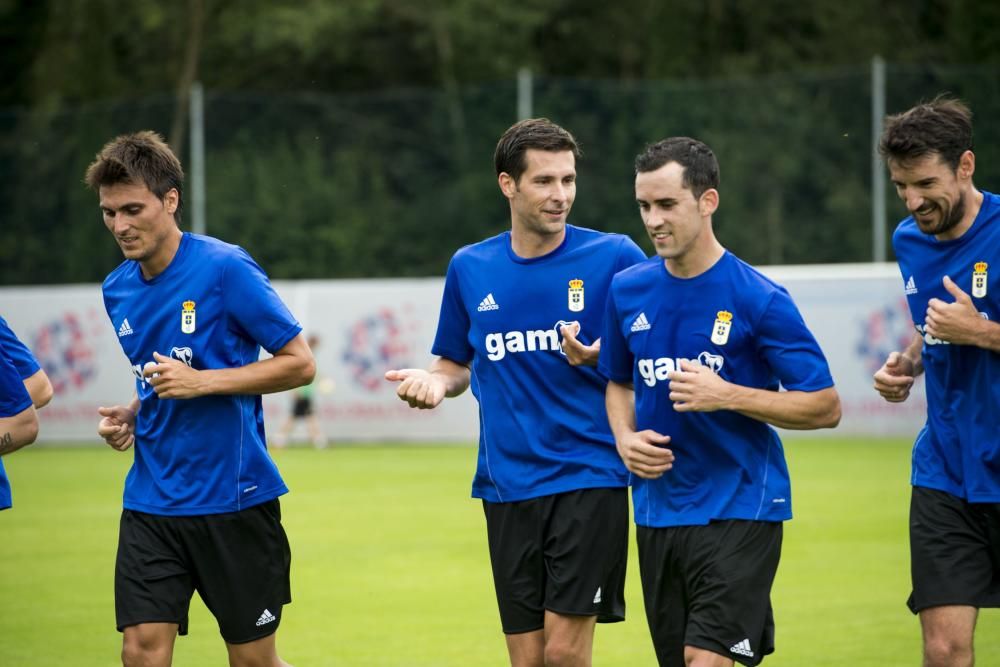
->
[121, 637, 170, 667]
[543, 637, 588, 667]
[923, 634, 973, 667]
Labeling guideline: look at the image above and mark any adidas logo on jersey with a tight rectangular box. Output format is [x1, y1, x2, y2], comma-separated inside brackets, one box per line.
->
[730, 638, 754, 657]
[255, 609, 277, 626]
[904, 276, 918, 295]
[117, 318, 134, 337]
[631, 312, 651, 332]
[477, 293, 500, 312]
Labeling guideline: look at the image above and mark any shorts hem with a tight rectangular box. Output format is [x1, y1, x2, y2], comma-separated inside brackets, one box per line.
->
[908, 598, 983, 614]
[117, 618, 188, 635]
[686, 639, 761, 667]
[224, 622, 281, 644]
[544, 605, 625, 624]
[502, 622, 544, 635]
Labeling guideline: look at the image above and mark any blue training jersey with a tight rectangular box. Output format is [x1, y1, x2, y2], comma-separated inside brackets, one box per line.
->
[103, 233, 301, 516]
[893, 190, 1000, 502]
[433, 224, 647, 503]
[599, 252, 835, 528]
[0, 323, 34, 511]
[0, 315, 41, 379]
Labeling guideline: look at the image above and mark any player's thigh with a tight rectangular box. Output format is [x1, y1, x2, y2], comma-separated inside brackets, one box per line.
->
[908, 487, 1000, 612]
[226, 632, 288, 667]
[684, 520, 781, 667]
[636, 525, 688, 667]
[483, 496, 548, 634]
[115, 509, 196, 635]
[919, 605, 977, 650]
[544, 487, 628, 623]
[189, 499, 293, 644]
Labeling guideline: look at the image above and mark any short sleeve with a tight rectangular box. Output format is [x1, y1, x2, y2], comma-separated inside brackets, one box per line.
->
[0, 344, 32, 418]
[598, 284, 633, 384]
[754, 288, 834, 392]
[0, 317, 41, 379]
[222, 248, 302, 354]
[430, 258, 474, 364]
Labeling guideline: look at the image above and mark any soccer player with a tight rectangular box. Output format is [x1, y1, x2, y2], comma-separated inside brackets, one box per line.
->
[385, 118, 647, 666]
[0, 319, 42, 511]
[600, 137, 841, 667]
[873, 97, 1000, 667]
[86, 131, 315, 667]
[274, 334, 327, 449]
[0, 314, 54, 409]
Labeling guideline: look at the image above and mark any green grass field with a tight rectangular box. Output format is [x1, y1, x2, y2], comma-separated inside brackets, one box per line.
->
[1, 438, 997, 666]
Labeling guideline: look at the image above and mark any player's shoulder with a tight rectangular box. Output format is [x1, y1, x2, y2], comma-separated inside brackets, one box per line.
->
[566, 224, 636, 250]
[449, 231, 508, 264]
[611, 255, 662, 286]
[102, 256, 139, 292]
[716, 252, 791, 309]
[185, 233, 246, 261]
[892, 215, 922, 245]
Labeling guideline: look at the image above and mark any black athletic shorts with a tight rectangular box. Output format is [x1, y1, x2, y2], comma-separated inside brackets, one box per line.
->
[908, 485, 1000, 613]
[115, 499, 292, 644]
[637, 520, 782, 667]
[482, 487, 629, 634]
[291, 397, 313, 418]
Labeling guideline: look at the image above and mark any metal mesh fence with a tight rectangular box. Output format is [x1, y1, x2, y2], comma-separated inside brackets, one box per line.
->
[2, 63, 998, 284]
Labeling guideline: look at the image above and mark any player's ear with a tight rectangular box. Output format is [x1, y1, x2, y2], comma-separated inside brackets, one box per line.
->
[698, 188, 719, 217]
[957, 150, 975, 181]
[163, 188, 180, 215]
[498, 172, 517, 199]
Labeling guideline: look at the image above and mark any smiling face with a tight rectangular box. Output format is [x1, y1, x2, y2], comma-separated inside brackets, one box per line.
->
[635, 161, 718, 263]
[99, 181, 182, 277]
[500, 149, 576, 242]
[887, 150, 975, 240]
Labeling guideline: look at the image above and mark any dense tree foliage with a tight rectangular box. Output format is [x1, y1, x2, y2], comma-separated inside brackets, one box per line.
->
[2, 0, 999, 283]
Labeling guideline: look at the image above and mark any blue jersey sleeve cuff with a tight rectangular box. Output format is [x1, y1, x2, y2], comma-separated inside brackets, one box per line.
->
[598, 363, 631, 384]
[263, 324, 303, 356]
[431, 346, 473, 365]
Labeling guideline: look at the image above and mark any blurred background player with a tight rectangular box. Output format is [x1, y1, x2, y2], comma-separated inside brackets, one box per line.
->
[874, 97, 1000, 667]
[274, 334, 329, 449]
[87, 131, 314, 667]
[385, 118, 647, 667]
[0, 315, 48, 511]
[601, 137, 841, 667]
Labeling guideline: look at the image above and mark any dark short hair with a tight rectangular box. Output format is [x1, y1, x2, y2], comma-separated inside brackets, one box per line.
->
[84, 131, 185, 222]
[634, 137, 720, 198]
[494, 118, 581, 183]
[879, 96, 973, 170]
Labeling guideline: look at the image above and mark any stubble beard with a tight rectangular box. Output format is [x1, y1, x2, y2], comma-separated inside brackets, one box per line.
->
[918, 195, 965, 236]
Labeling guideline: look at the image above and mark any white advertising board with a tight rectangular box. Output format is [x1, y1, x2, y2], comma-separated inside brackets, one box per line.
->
[0, 263, 923, 443]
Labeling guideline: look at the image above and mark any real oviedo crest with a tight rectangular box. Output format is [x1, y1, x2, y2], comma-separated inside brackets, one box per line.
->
[973, 262, 988, 299]
[711, 310, 733, 345]
[181, 300, 196, 334]
[568, 279, 584, 312]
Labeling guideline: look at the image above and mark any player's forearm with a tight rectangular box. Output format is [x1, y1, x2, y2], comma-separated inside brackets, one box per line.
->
[605, 380, 638, 441]
[430, 357, 471, 397]
[0, 407, 39, 456]
[23, 369, 54, 409]
[902, 332, 924, 376]
[966, 317, 1000, 353]
[197, 352, 316, 396]
[727, 385, 841, 430]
